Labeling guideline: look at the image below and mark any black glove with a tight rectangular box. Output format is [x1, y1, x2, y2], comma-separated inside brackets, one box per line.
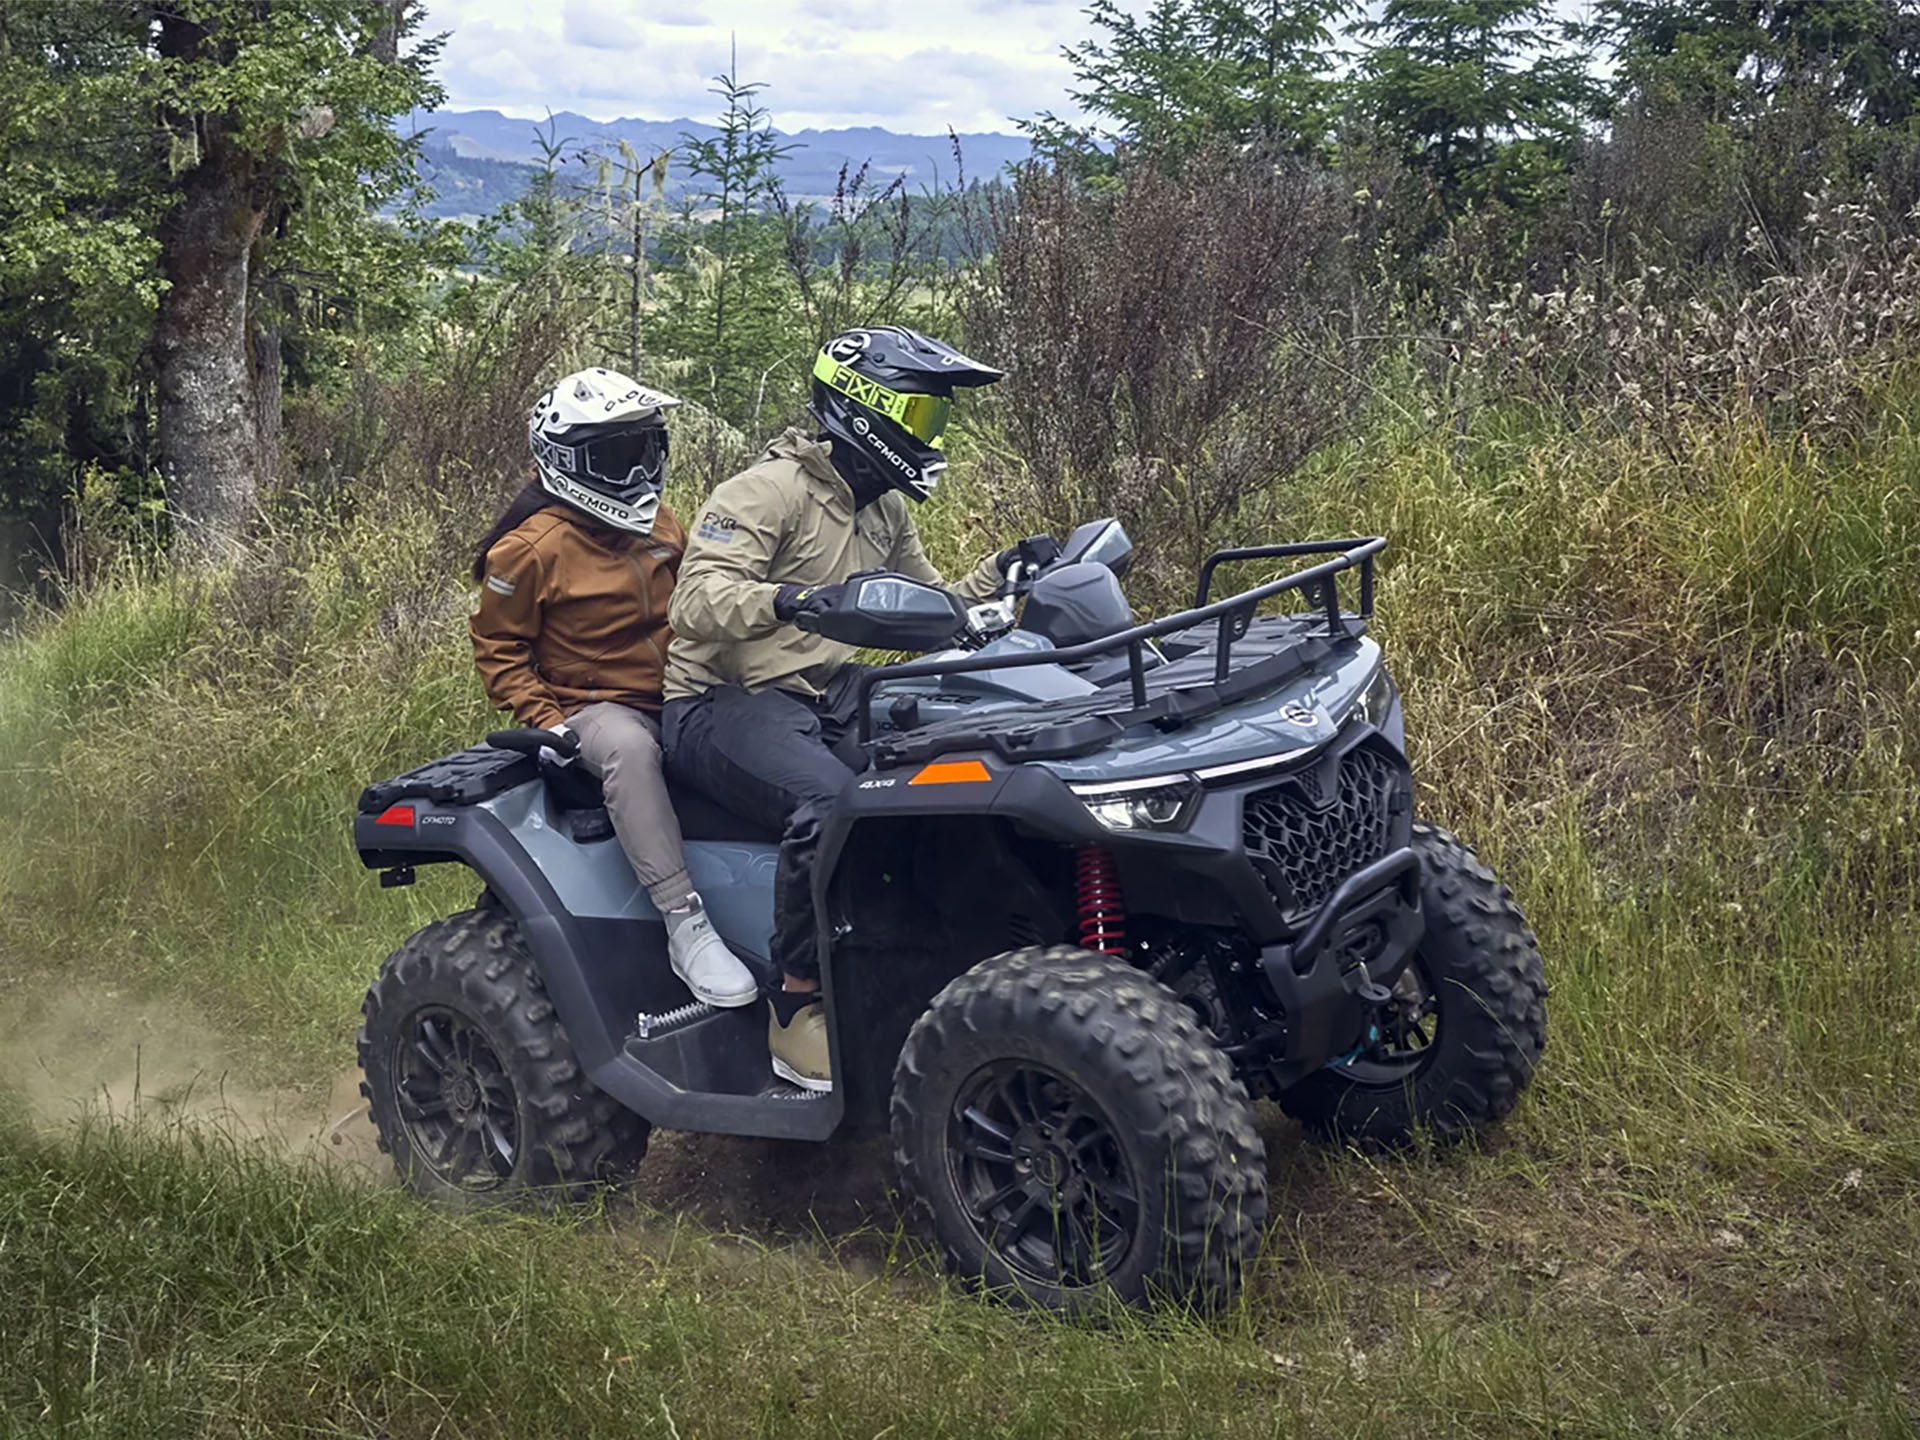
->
[996, 534, 1062, 575]
[773, 580, 853, 625]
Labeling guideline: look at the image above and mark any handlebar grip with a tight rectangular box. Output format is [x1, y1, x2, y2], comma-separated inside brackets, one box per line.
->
[486, 727, 578, 757]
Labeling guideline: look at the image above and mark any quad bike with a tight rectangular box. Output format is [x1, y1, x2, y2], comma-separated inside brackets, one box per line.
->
[352, 521, 1547, 1312]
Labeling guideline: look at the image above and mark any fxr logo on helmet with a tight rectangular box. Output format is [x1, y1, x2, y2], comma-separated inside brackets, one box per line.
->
[530, 434, 580, 474]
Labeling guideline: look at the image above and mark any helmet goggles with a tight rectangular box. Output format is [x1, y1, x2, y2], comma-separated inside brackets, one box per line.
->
[812, 353, 953, 447]
[531, 423, 669, 496]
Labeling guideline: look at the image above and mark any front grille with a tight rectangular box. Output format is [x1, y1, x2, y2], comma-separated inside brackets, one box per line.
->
[1242, 746, 1406, 921]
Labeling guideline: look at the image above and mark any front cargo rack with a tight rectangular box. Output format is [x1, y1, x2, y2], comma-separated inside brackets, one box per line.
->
[859, 537, 1386, 767]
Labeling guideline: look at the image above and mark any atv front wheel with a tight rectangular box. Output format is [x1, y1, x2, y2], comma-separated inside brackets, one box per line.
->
[359, 907, 649, 1207]
[891, 947, 1267, 1312]
[1281, 823, 1547, 1147]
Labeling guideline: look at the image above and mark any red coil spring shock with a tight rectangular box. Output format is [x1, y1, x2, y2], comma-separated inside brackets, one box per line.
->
[1075, 845, 1127, 957]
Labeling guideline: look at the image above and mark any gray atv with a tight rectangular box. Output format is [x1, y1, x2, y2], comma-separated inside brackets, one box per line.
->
[353, 521, 1547, 1312]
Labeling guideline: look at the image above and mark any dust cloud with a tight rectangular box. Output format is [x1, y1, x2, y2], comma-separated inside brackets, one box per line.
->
[0, 977, 904, 1251]
[0, 981, 388, 1177]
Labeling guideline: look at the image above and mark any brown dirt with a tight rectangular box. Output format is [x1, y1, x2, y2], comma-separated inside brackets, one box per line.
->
[627, 1129, 901, 1257]
[0, 974, 897, 1241]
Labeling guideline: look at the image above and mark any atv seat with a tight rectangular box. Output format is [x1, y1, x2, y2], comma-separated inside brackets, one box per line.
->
[669, 779, 782, 845]
[543, 763, 779, 845]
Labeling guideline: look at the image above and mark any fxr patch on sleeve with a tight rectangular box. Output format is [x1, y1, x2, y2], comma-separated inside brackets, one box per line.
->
[485, 574, 518, 596]
[696, 510, 740, 544]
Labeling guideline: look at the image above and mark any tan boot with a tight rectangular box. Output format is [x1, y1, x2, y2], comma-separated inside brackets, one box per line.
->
[768, 993, 832, 1093]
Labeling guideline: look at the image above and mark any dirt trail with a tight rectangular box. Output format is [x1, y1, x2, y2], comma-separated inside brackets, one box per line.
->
[0, 976, 900, 1250]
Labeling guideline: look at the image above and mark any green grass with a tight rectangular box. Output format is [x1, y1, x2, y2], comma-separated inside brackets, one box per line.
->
[0, 1111, 1912, 1438]
[1, 393, 1918, 1434]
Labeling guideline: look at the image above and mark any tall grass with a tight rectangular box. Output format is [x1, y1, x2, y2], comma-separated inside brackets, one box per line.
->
[0, 1110, 1911, 1438]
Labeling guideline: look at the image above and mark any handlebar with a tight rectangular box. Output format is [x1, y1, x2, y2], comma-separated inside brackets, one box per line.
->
[858, 536, 1386, 743]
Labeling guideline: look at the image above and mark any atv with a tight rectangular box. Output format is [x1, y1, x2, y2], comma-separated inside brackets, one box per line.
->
[352, 522, 1547, 1312]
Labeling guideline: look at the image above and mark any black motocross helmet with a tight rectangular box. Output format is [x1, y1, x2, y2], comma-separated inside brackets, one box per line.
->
[810, 325, 1003, 503]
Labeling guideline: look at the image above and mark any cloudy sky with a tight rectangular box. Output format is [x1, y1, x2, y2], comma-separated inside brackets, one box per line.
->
[420, 0, 1099, 135]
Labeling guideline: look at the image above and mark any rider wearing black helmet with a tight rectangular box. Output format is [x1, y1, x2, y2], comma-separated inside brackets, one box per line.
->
[662, 325, 1049, 1092]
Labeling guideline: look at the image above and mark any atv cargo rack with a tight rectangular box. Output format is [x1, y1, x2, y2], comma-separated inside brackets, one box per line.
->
[860, 537, 1386, 765]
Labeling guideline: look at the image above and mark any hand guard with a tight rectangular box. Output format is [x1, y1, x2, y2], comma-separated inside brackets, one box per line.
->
[774, 580, 855, 628]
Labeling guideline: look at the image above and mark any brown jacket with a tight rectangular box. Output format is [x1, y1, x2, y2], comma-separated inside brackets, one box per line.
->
[666, 429, 1001, 700]
[471, 503, 686, 730]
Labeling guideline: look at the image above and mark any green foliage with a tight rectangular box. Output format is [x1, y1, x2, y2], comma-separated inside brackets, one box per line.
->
[1028, 0, 1354, 167]
[1600, 0, 1920, 126]
[654, 65, 801, 430]
[1357, 0, 1598, 210]
[0, 0, 446, 549]
[0, 3, 164, 523]
[1, 1096, 1915, 1437]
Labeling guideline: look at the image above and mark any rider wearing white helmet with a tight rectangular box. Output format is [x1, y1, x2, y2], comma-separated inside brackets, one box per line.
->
[471, 367, 757, 1011]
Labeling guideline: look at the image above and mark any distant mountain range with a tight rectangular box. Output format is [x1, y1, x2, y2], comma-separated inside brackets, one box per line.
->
[401, 108, 1034, 218]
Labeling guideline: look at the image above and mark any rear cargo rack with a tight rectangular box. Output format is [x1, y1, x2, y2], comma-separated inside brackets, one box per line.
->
[858, 536, 1385, 758]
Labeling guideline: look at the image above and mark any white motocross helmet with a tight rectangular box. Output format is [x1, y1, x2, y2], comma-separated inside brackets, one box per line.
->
[528, 368, 681, 534]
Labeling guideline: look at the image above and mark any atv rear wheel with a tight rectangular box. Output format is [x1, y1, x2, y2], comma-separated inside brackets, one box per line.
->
[360, 907, 649, 1207]
[891, 947, 1267, 1312]
[1281, 823, 1547, 1147]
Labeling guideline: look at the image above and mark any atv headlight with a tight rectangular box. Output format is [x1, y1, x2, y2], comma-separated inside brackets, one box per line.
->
[1347, 665, 1396, 729]
[1070, 774, 1201, 833]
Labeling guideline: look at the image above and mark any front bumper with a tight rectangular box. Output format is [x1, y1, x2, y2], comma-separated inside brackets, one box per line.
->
[1256, 846, 1425, 1082]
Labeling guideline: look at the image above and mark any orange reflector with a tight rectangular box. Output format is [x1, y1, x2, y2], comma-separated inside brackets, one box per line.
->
[909, 759, 992, 786]
[375, 804, 416, 827]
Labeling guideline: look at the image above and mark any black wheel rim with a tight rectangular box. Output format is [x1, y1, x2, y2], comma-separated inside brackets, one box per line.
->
[392, 1006, 520, 1191]
[1332, 957, 1441, 1083]
[946, 1061, 1141, 1289]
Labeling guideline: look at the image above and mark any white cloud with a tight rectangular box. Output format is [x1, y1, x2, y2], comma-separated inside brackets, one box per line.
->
[558, 0, 645, 51]
[417, 0, 1096, 132]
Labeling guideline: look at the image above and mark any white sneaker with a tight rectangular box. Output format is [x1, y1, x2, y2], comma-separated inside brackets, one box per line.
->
[663, 893, 759, 1008]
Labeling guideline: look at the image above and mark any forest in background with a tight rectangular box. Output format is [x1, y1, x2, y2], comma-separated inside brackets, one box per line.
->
[3, 0, 1918, 581]
[3, 2, 1920, 1435]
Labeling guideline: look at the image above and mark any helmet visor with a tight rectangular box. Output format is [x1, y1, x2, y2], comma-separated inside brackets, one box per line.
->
[580, 425, 668, 493]
[897, 392, 952, 446]
[813, 353, 953, 445]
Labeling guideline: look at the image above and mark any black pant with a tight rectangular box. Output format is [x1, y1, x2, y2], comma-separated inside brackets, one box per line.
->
[662, 668, 868, 983]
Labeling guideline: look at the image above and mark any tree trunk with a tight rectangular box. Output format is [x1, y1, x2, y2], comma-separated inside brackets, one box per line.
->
[153, 131, 267, 559]
[250, 310, 283, 488]
[368, 0, 410, 64]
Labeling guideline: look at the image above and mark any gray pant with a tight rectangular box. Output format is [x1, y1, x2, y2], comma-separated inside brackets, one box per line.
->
[567, 701, 693, 912]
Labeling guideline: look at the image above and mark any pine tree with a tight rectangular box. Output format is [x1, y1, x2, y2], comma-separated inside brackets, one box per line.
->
[1026, 0, 1353, 166]
[1358, 0, 1597, 209]
[657, 61, 797, 429]
[1599, 0, 1920, 127]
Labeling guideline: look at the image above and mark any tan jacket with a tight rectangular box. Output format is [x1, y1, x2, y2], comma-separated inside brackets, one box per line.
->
[471, 503, 686, 730]
[666, 429, 1001, 700]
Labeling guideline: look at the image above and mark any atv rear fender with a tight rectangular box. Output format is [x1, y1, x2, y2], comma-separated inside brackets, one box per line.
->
[355, 791, 845, 1141]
